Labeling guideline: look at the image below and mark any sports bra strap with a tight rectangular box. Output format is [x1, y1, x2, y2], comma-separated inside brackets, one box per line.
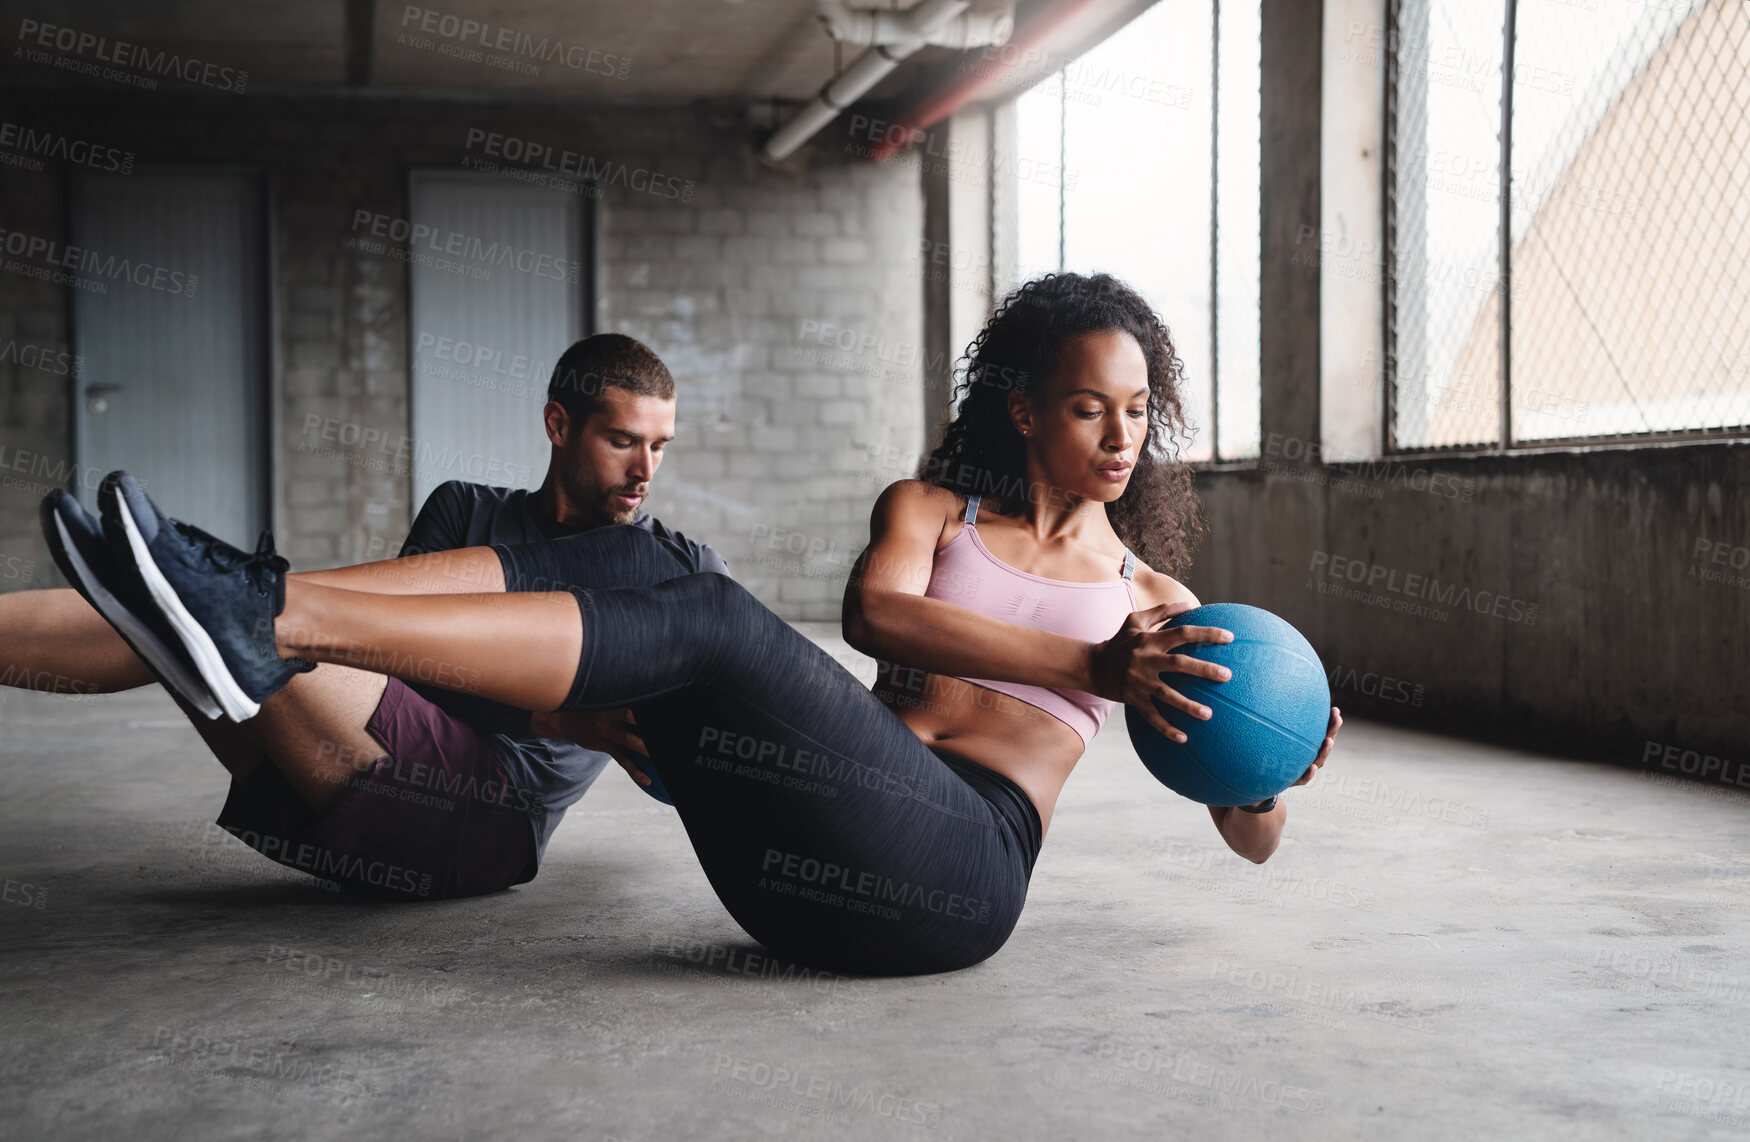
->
[969, 494, 1134, 579]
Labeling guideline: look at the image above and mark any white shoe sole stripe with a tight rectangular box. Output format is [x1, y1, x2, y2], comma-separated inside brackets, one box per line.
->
[112, 492, 261, 722]
[54, 513, 224, 721]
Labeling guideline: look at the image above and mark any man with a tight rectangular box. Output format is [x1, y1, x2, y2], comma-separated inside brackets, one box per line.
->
[5, 333, 728, 899]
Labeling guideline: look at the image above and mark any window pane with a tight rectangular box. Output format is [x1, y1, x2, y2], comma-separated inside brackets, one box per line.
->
[1061, 0, 1215, 460]
[1509, 0, 1749, 440]
[1014, 77, 1062, 286]
[408, 172, 582, 507]
[1216, 0, 1262, 460]
[1391, 0, 1506, 449]
[71, 172, 267, 542]
[1008, 0, 1263, 462]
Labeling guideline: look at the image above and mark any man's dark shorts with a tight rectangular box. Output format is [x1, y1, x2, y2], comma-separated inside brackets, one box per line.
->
[215, 678, 537, 900]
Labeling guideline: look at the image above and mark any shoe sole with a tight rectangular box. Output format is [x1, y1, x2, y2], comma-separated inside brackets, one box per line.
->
[111, 490, 262, 722]
[48, 510, 225, 721]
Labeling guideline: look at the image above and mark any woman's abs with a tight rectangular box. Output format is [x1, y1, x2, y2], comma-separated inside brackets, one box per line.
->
[872, 667, 1080, 829]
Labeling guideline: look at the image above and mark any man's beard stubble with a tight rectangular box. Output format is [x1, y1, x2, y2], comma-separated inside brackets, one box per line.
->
[563, 470, 644, 527]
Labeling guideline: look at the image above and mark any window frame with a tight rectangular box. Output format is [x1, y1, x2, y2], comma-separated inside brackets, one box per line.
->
[1381, 0, 1750, 458]
[1003, 0, 1261, 466]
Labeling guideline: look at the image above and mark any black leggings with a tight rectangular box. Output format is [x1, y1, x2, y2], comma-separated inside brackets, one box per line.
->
[494, 525, 1043, 977]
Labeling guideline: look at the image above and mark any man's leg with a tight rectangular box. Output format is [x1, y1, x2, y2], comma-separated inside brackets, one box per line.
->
[186, 665, 392, 810]
[1, 587, 388, 808]
[6, 577, 525, 900]
[0, 588, 156, 694]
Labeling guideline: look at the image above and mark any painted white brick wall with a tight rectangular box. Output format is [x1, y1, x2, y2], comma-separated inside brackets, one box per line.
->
[0, 95, 927, 623]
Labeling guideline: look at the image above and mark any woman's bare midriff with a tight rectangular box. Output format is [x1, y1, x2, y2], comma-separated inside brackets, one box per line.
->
[871, 668, 1082, 835]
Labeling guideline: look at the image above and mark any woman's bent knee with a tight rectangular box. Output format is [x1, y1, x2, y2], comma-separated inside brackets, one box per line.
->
[496, 524, 688, 593]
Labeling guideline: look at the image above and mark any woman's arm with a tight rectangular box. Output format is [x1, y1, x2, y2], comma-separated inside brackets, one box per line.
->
[843, 480, 1229, 735]
[843, 480, 1102, 692]
[1209, 802, 1285, 863]
[1208, 707, 1343, 863]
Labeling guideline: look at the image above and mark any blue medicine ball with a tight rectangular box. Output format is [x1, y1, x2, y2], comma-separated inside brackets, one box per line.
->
[1124, 603, 1330, 806]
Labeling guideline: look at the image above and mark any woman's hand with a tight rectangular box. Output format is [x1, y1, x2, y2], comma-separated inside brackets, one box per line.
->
[528, 707, 655, 788]
[1089, 601, 1234, 742]
[1287, 706, 1342, 789]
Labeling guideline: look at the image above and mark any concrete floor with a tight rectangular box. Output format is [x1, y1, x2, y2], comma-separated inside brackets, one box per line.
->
[2, 624, 1747, 1141]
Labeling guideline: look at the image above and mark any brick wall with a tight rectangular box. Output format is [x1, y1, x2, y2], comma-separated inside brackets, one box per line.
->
[0, 90, 926, 620]
[0, 133, 68, 596]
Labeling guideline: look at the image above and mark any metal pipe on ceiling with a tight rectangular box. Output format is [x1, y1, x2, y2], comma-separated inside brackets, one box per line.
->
[816, 0, 1014, 49]
[761, 0, 1011, 163]
[865, 0, 1107, 162]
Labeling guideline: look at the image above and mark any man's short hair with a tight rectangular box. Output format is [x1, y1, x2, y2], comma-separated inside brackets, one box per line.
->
[547, 333, 675, 425]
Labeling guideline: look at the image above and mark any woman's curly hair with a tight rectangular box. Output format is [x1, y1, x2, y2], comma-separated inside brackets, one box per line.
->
[916, 271, 1205, 576]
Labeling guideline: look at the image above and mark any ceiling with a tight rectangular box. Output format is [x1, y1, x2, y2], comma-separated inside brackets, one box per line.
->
[363, 0, 869, 101]
[2, 0, 1154, 107]
[5, 1, 1176, 181]
[2, 0, 928, 101]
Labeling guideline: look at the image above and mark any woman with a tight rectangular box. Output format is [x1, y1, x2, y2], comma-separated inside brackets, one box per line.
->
[57, 272, 1338, 976]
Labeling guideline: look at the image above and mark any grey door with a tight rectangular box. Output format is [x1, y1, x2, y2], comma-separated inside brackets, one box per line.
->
[71, 170, 268, 543]
[408, 171, 584, 507]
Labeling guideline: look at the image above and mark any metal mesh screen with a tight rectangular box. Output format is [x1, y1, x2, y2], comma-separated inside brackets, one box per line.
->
[1391, 0, 1750, 449]
[1508, 0, 1750, 441]
[1389, 0, 1506, 449]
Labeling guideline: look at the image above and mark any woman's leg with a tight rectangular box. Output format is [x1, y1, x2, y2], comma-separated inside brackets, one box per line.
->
[277, 583, 579, 712]
[289, 547, 506, 596]
[267, 528, 1030, 974]
[284, 520, 698, 599]
[550, 566, 1034, 975]
[274, 526, 705, 715]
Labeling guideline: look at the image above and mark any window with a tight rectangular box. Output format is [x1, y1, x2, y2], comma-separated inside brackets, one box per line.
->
[72, 170, 269, 541]
[1388, 0, 1750, 450]
[407, 172, 590, 506]
[1010, 0, 1262, 462]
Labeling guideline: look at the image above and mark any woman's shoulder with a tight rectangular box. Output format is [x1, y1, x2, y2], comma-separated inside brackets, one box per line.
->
[1126, 555, 1199, 609]
[874, 479, 972, 528]
[879, 478, 965, 510]
[867, 480, 971, 554]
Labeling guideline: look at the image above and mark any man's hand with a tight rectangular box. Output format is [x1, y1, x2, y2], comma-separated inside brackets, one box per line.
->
[528, 707, 654, 788]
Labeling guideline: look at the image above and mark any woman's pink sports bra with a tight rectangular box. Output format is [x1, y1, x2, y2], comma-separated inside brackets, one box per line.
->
[922, 494, 1140, 748]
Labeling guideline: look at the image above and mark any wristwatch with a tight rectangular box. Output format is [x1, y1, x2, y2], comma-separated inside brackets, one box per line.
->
[1237, 795, 1277, 814]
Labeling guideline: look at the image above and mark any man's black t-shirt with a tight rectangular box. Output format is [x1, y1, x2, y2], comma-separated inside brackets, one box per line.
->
[399, 480, 730, 860]
[402, 481, 729, 576]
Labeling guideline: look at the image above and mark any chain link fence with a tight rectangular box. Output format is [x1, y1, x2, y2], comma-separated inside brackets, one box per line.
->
[1390, 0, 1750, 449]
[1389, 0, 1507, 449]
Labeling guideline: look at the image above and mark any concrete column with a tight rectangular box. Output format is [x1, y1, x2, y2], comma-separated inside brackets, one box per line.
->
[921, 130, 954, 440]
[1320, 0, 1388, 461]
[1259, 0, 1324, 454]
[947, 107, 993, 386]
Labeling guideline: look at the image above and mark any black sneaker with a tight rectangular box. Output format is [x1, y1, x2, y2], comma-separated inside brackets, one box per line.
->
[98, 471, 313, 722]
[39, 490, 225, 720]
